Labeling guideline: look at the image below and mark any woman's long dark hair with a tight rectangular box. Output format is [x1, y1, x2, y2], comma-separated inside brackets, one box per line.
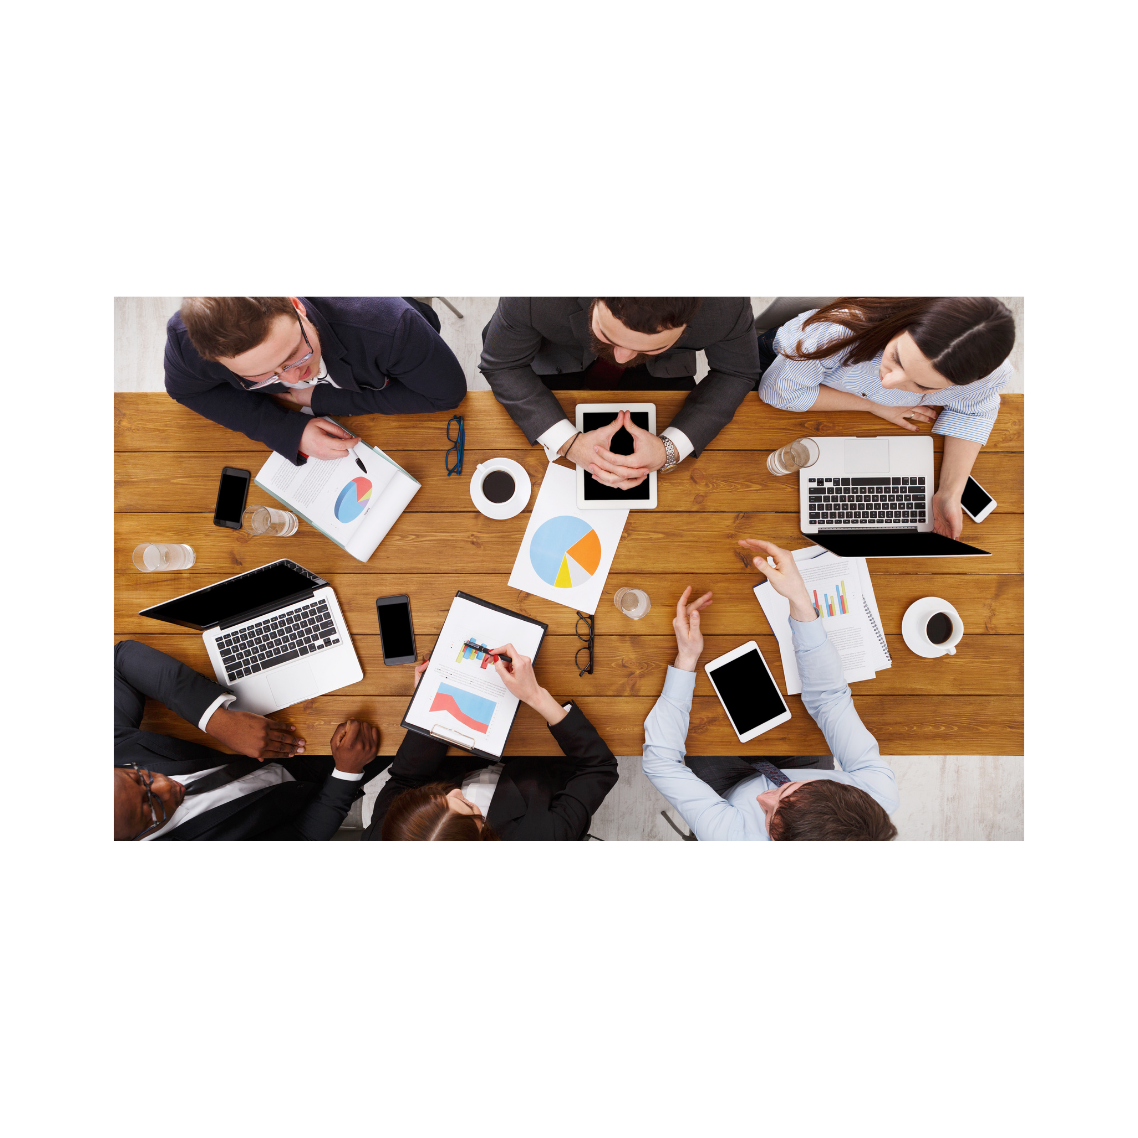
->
[782, 297, 1014, 385]
[380, 782, 501, 841]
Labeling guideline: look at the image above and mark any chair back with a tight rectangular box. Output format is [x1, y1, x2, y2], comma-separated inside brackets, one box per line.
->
[754, 296, 839, 334]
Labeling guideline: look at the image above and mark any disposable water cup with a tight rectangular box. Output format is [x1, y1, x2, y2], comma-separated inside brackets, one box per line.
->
[767, 437, 821, 476]
[614, 587, 651, 620]
[132, 543, 196, 572]
[242, 506, 299, 537]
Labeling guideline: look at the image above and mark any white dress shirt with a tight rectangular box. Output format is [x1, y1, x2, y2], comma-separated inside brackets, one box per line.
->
[461, 762, 504, 817]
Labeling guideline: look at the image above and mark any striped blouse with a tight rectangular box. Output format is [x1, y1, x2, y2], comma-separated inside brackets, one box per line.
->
[758, 309, 1012, 444]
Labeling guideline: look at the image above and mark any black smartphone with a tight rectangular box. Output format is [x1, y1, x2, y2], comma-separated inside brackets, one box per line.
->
[376, 595, 417, 665]
[213, 467, 251, 529]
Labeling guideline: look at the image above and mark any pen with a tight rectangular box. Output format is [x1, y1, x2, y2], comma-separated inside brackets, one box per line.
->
[352, 443, 368, 473]
[462, 640, 512, 664]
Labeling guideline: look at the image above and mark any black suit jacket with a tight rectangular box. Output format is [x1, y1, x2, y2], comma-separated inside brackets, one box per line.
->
[478, 297, 762, 454]
[362, 704, 618, 841]
[164, 296, 467, 463]
[114, 640, 385, 841]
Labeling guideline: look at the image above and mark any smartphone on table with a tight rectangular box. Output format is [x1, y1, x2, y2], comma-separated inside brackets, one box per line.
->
[960, 475, 997, 523]
[213, 467, 251, 529]
[704, 641, 792, 743]
[376, 595, 417, 665]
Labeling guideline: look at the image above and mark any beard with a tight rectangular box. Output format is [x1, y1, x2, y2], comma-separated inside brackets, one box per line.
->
[588, 331, 650, 370]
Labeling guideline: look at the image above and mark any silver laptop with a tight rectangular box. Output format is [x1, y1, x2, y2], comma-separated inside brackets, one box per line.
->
[139, 559, 363, 713]
[800, 436, 990, 558]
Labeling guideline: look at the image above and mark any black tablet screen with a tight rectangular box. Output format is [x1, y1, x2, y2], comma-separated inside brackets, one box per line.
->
[707, 649, 787, 735]
[581, 411, 652, 501]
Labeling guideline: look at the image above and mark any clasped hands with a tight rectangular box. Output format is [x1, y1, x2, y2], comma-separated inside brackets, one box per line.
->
[205, 706, 379, 774]
[562, 410, 667, 489]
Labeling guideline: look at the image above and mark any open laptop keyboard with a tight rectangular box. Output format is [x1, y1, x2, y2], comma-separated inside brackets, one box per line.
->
[808, 476, 927, 527]
[217, 598, 341, 683]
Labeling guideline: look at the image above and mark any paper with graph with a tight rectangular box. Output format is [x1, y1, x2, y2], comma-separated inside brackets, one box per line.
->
[401, 593, 547, 757]
[508, 462, 629, 615]
[753, 545, 890, 694]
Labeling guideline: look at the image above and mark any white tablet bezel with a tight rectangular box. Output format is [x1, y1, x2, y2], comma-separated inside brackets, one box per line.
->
[704, 640, 792, 743]
[574, 402, 658, 511]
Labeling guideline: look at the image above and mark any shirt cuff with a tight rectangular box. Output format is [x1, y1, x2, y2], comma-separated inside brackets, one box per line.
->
[789, 613, 828, 649]
[536, 418, 578, 462]
[197, 693, 237, 733]
[663, 664, 698, 700]
[930, 409, 995, 444]
[661, 426, 694, 461]
[331, 769, 364, 781]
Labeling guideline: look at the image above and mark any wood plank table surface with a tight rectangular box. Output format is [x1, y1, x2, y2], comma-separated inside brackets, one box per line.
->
[115, 391, 1024, 757]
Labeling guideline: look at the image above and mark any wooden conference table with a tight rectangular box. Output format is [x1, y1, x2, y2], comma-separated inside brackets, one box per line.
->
[115, 392, 1024, 757]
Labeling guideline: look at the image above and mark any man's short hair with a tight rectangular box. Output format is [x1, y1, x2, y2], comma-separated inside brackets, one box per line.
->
[768, 779, 898, 841]
[179, 297, 297, 361]
[600, 298, 702, 335]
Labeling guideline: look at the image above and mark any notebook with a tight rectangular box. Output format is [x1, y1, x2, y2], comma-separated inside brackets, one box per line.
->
[254, 418, 420, 563]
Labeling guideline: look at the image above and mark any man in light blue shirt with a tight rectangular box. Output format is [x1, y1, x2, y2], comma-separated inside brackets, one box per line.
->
[642, 539, 899, 841]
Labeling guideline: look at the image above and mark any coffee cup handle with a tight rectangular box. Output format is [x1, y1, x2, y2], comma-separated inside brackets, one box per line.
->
[945, 646, 956, 655]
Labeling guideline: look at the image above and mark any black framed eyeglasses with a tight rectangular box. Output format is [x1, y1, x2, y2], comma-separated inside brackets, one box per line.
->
[446, 415, 465, 476]
[239, 310, 315, 389]
[575, 611, 594, 676]
[122, 762, 168, 841]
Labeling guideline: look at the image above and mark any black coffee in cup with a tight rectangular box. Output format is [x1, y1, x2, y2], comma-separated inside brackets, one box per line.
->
[482, 470, 516, 504]
[926, 612, 954, 645]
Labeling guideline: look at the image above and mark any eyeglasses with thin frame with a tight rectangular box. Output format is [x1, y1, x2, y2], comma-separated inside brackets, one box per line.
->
[575, 611, 594, 677]
[122, 763, 168, 841]
[238, 311, 315, 389]
[446, 415, 465, 476]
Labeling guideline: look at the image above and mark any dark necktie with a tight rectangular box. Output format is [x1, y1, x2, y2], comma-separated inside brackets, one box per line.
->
[752, 760, 791, 787]
[183, 758, 266, 796]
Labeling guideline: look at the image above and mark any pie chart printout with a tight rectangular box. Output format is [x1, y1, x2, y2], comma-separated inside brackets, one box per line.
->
[529, 516, 603, 589]
[334, 477, 372, 523]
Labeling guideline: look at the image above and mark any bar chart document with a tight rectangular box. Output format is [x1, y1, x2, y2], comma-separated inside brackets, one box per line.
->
[401, 593, 547, 758]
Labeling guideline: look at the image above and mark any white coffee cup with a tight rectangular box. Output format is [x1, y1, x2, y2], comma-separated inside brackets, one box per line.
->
[901, 597, 964, 658]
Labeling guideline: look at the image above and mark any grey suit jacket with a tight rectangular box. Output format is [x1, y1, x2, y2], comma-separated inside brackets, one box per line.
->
[478, 298, 762, 454]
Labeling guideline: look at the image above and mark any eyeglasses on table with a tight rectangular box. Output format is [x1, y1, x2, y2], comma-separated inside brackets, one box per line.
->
[575, 611, 594, 676]
[446, 415, 465, 476]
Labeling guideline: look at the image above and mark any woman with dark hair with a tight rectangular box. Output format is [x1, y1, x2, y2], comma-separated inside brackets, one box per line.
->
[758, 298, 1016, 539]
[364, 650, 618, 841]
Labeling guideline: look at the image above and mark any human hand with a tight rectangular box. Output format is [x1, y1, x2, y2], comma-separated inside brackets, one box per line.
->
[931, 492, 963, 539]
[330, 719, 380, 774]
[587, 410, 668, 487]
[673, 586, 713, 671]
[869, 402, 938, 432]
[300, 417, 359, 460]
[414, 653, 432, 683]
[206, 706, 305, 760]
[738, 539, 817, 622]
[274, 385, 314, 408]
[490, 644, 568, 724]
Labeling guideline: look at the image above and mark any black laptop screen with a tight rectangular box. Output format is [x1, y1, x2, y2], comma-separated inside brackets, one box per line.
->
[813, 533, 991, 558]
[139, 561, 323, 630]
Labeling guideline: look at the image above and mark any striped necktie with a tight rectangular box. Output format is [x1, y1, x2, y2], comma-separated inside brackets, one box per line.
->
[752, 760, 791, 787]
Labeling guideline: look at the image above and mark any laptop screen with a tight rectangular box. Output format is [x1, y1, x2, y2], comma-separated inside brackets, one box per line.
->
[139, 561, 324, 630]
[813, 533, 991, 558]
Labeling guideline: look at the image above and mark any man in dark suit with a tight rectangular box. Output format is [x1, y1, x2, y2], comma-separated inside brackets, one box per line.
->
[362, 648, 617, 841]
[114, 640, 387, 841]
[165, 296, 467, 464]
[479, 297, 762, 490]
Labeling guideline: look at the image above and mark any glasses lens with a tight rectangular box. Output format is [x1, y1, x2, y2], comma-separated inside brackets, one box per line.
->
[446, 446, 462, 474]
[448, 417, 461, 441]
[576, 615, 593, 642]
[575, 644, 593, 675]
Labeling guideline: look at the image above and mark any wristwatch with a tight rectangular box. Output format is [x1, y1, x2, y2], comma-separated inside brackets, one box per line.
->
[659, 434, 680, 472]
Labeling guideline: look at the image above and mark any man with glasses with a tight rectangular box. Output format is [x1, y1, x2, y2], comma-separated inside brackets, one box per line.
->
[478, 298, 763, 489]
[165, 297, 467, 463]
[113, 639, 386, 840]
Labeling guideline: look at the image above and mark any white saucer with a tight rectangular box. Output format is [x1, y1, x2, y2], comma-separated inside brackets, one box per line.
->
[901, 597, 962, 658]
[469, 458, 532, 520]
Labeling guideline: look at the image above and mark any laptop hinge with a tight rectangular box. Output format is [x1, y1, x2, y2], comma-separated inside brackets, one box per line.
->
[216, 588, 318, 631]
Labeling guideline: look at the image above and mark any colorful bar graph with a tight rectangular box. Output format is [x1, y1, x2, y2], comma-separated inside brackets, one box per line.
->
[813, 580, 849, 618]
[456, 638, 498, 670]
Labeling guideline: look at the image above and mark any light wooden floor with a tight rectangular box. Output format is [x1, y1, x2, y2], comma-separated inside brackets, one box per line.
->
[114, 297, 1026, 840]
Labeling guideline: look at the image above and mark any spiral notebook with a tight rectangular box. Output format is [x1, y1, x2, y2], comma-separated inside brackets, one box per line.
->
[753, 545, 890, 694]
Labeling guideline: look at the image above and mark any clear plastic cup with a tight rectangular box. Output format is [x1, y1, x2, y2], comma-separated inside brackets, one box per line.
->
[767, 436, 821, 476]
[132, 543, 196, 572]
[614, 587, 651, 620]
[242, 506, 299, 537]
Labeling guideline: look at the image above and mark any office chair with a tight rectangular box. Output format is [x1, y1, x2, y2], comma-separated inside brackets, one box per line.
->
[753, 297, 839, 335]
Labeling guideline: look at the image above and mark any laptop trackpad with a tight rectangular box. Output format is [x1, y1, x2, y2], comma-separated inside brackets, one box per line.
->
[268, 662, 318, 709]
[844, 439, 890, 472]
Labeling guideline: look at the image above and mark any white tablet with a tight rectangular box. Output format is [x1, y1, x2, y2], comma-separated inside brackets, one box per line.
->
[574, 403, 657, 510]
[704, 640, 792, 743]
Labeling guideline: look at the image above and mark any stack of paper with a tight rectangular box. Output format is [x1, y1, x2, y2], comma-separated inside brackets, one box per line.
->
[753, 544, 890, 695]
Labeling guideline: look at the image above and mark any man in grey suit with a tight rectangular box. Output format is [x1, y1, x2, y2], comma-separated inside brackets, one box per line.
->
[479, 298, 762, 490]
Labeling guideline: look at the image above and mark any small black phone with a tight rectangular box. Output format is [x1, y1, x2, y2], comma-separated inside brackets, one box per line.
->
[213, 467, 251, 529]
[376, 595, 417, 665]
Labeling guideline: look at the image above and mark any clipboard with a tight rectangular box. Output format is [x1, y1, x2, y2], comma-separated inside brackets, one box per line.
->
[399, 591, 549, 759]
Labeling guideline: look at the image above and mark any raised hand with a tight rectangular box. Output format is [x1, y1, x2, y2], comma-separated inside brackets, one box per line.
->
[330, 719, 380, 774]
[205, 706, 305, 760]
[738, 539, 817, 622]
[300, 417, 359, 460]
[672, 586, 713, 671]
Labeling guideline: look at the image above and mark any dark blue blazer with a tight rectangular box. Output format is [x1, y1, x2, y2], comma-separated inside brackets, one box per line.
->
[164, 296, 467, 464]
